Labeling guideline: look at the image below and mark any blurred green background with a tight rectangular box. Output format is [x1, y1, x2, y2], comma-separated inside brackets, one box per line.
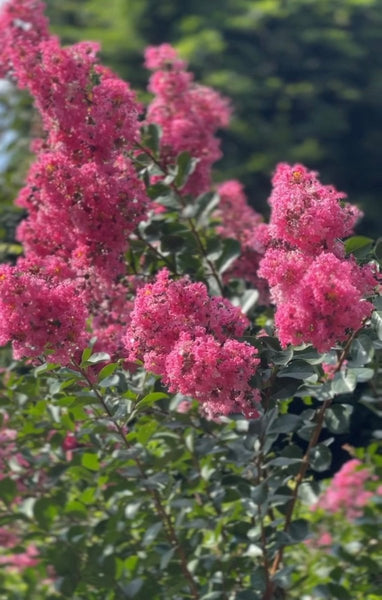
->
[1, 0, 381, 245]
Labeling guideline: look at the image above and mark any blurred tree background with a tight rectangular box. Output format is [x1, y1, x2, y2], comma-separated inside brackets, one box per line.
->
[1, 0, 381, 243]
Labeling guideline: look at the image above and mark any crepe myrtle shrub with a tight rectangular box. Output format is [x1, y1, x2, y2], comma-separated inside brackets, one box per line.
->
[0, 1, 381, 599]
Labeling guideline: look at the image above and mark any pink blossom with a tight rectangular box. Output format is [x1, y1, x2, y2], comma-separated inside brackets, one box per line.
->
[215, 180, 269, 303]
[258, 163, 377, 351]
[0, 264, 87, 363]
[0, 544, 39, 571]
[0, 0, 50, 82]
[315, 459, 374, 520]
[258, 247, 311, 305]
[16, 151, 148, 278]
[125, 269, 249, 370]
[145, 44, 231, 197]
[145, 44, 186, 70]
[216, 180, 263, 246]
[164, 332, 260, 418]
[176, 400, 193, 414]
[0, 0, 150, 361]
[267, 163, 362, 254]
[272, 253, 375, 351]
[305, 531, 333, 549]
[0, 528, 18, 548]
[124, 269, 259, 417]
[322, 360, 348, 380]
[62, 432, 78, 452]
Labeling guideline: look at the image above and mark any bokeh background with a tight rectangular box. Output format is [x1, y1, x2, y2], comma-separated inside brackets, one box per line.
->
[0, 0, 381, 253]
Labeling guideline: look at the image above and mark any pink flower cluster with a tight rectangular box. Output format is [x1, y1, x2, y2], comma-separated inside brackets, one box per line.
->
[258, 164, 376, 351]
[267, 163, 361, 254]
[216, 180, 269, 303]
[0, 0, 150, 362]
[124, 269, 260, 417]
[315, 459, 380, 520]
[0, 535, 39, 572]
[145, 43, 231, 197]
[0, 264, 87, 362]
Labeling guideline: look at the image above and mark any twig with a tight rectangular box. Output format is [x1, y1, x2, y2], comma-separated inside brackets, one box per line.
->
[135, 141, 224, 295]
[76, 364, 200, 600]
[135, 230, 177, 273]
[269, 325, 363, 577]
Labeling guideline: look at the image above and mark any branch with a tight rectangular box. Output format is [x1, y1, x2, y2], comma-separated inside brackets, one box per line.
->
[77, 364, 200, 600]
[135, 229, 178, 273]
[135, 141, 224, 295]
[269, 325, 363, 578]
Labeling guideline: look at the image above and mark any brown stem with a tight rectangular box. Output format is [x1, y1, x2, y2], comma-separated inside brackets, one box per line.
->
[135, 230, 177, 273]
[77, 365, 200, 600]
[183, 213, 224, 295]
[269, 325, 363, 578]
[135, 141, 224, 295]
[269, 396, 331, 577]
[260, 517, 273, 600]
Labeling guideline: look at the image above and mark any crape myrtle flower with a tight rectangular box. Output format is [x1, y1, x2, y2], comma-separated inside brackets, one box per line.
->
[258, 163, 377, 351]
[124, 269, 260, 418]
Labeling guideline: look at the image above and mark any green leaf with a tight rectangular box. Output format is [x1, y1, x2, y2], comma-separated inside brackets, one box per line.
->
[251, 482, 268, 504]
[81, 347, 93, 364]
[125, 502, 142, 520]
[268, 414, 301, 434]
[347, 367, 374, 382]
[344, 235, 373, 257]
[294, 347, 324, 365]
[143, 522, 162, 546]
[374, 237, 382, 264]
[136, 392, 168, 410]
[269, 347, 293, 366]
[0, 478, 17, 504]
[244, 543, 263, 557]
[160, 548, 175, 569]
[277, 360, 316, 380]
[298, 481, 321, 504]
[122, 578, 144, 598]
[239, 289, 259, 314]
[174, 151, 198, 188]
[324, 404, 353, 433]
[326, 583, 352, 600]
[98, 373, 120, 388]
[372, 311, 382, 340]
[141, 123, 162, 156]
[331, 370, 357, 394]
[86, 352, 111, 365]
[34, 497, 57, 529]
[147, 182, 171, 200]
[81, 452, 100, 471]
[97, 363, 118, 381]
[250, 567, 267, 592]
[288, 518, 310, 542]
[309, 443, 332, 472]
[236, 592, 259, 600]
[349, 335, 374, 366]
[34, 362, 59, 376]
[136, 420, 158, 445]
[194, 191, 220, 221]
[267, 457, 302, 467]
[206, 237, 222, 261]
[215, 238, 241, 274]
